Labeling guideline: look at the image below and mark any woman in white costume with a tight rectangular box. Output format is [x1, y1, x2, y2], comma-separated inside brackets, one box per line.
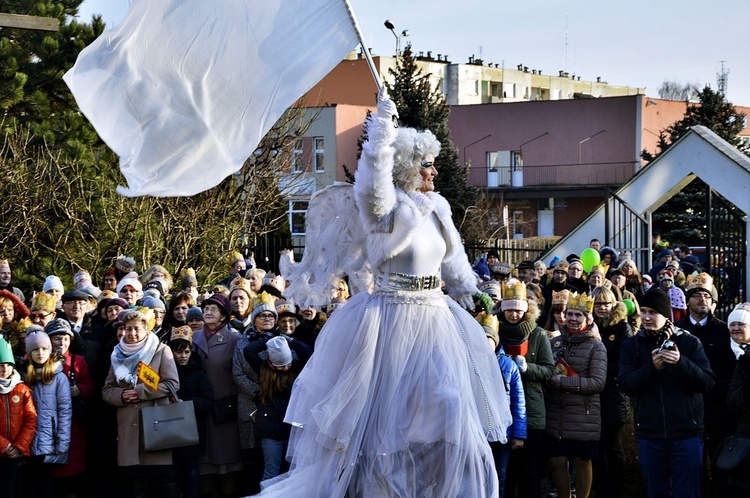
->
[263, 94, 511, 497]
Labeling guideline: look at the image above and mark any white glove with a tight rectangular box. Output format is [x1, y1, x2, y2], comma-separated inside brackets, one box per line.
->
[458, 294, 475, 310]
[377, 88, 399, 121]
[513, 355, 528, 373]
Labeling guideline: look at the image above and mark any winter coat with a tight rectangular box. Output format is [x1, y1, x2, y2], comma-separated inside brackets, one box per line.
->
[30, 361, 72, 464]
[619, 327, 715, 439]
[233, 329, 266, 450]
[102, 341, 179, 467]
[727, 352, 750, 437]
[55, 352, 94, 477]
[244, 336, 312, 441]
[0, 370, 37, 457]
[173, 354, 213, 458]
[675, 314, 737, 427]
[191, 323, 242, 467]
[595, 302, 633, 425]
[496, 346, 527, 441]
[545, 326, 607, 441]
[498, 308, 555, 431]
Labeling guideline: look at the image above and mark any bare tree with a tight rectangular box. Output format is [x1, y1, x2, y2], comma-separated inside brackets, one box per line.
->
[657, 81, 702, 101]
[0, 104, 316, 291]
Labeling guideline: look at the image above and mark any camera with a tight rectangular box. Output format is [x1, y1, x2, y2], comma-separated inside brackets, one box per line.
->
[658, 339, 676, 353]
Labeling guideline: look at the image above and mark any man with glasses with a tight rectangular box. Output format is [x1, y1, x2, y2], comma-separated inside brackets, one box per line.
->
[675, 273, 737, 495]
[61, 289, 100, 370]
[29, 292, 58, 328]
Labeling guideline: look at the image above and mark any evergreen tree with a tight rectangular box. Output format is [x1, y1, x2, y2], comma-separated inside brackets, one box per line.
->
[0, 0, 104, 154]
[648, 86, 749, 248]
[384, 44, 477, 224]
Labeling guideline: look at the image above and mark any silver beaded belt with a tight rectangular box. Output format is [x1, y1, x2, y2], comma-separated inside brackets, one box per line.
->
[376, 271, 442, 292]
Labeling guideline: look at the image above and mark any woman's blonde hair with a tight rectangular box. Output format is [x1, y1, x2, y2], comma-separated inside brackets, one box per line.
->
[26, 354, 62, 386]
[392, 127, 441, 191]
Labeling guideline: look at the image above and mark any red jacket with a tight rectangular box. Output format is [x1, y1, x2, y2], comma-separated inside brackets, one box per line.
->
[54, 352, 93, 477]
[0, 370, 37, 457]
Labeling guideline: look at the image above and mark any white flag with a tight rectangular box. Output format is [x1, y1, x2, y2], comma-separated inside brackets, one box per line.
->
[64, 0, 358, 197]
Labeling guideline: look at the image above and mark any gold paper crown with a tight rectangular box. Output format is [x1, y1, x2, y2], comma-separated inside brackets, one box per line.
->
[230, 276, 254, 296]
[0, 259, 9, 269]
[553, 261, 569, 272]
[588, 264, 604, 276]
[180, 268, 196, 279]
[568, 293, 594, 313]
[226, 251, 244, 266]
[170, 325, 193, 343]
[551, 289, 571, 306]
[262, 273, 285, 293]
[134, 307, 156, 331]
[501, 279, 526, 301]
[252, 291, 277, 312]
[686, 272, 713, 292]
[10, 317, 32, 335]
[477, 311, 499, 334]
[276, 301, 296, 315]
[31, 292, 57, 313]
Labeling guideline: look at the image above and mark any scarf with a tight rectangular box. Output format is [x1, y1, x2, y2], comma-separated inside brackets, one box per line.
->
[0, 370, 18, 394]
[111, 332, 159, 386]
[498, 318, 536, 346]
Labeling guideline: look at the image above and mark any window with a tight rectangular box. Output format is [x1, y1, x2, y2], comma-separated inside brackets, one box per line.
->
[292, 139, 304, 172]
[289, 200, 309, 236]
[486, 151, 511, 187]
[503, 82, 516, 98]
[314, 137, 325, 172]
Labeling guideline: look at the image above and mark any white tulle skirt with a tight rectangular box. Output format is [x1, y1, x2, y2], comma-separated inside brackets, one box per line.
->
[254, 289, 511, 497]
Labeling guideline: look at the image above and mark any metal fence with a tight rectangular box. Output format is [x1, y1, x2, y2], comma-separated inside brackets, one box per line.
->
[465, 237, 559, 266]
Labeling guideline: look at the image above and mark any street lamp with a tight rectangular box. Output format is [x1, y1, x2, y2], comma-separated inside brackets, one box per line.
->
[462, 134, 492, 165]
[384, 20, 408, 56]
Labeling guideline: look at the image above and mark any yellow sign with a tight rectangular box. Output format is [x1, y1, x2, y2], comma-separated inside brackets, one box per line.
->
[137, 362, 160, 391]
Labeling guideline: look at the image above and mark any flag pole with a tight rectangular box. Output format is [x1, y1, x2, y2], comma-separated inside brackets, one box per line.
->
[342, 0, 383, 92]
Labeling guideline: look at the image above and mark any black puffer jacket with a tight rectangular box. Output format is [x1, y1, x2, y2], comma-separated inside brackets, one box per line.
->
[595, 302, 633, 425]
[619, 327, 715, 439]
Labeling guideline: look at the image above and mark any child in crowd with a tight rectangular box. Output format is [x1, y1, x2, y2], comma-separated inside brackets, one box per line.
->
[0, 336, 37, 498]
[25, 329, 72, 498]
[168, 326, 213, 498]
[243, 335, 312, 481]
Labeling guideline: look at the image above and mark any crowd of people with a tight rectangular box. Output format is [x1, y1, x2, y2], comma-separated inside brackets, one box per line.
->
[1, 92, 750, 498]
[1, 235, 749, 497]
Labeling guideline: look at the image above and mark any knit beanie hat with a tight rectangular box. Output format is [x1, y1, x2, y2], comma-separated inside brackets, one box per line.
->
[106, 297, 130, 310]
[43, 275, 65, 294]
[728, 303, 750, 327]
[73, 270, 93, 290]
[640, 287, 672, 319]
[44, 318, 74, 337]
[266, 336, 292, 368]
[25, 329, 51, 353]
[186, 307, 204, 322]
[142, 296, 166, 311]
[0, 336, 14, 365]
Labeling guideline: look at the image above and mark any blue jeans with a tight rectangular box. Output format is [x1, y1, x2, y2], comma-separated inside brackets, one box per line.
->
[637, 437, 703, 498]
[261, 438, 288, 481]
[490, 441, 511, 498]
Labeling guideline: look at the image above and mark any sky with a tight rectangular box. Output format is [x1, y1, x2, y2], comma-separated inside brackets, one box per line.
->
[76, 0, 750, 105]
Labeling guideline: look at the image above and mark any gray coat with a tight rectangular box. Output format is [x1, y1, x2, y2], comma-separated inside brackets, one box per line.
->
[232, 330, 260, 450]
[192, 324, 242, 467]
[30, 361, 72, 464]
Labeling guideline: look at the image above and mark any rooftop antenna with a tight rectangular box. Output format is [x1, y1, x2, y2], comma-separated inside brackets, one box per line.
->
[717, 61, 729, 96]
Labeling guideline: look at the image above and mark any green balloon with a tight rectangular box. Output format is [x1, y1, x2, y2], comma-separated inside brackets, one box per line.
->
[622, 298, 636, 315]
[580, 248, 601, 273]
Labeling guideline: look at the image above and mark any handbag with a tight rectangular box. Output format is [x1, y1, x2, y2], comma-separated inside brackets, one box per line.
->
[714, 434, 750, 472]
[141, 385, 199, 452]
[212, 394, 238, 425]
